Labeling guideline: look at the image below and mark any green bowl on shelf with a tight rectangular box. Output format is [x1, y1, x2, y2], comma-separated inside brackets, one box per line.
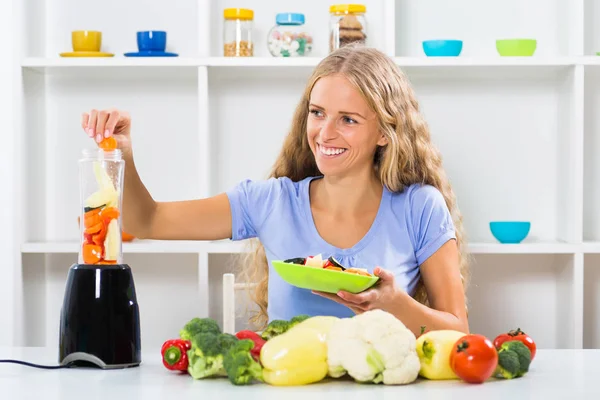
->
[496, 39, 537, 56]
[271, 260, 379, 294]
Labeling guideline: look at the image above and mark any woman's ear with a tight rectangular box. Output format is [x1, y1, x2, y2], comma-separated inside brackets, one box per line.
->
[377, 134, 389, 147]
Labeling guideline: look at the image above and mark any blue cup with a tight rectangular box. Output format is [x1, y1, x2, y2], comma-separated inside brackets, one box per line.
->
[137, 31, 167, 52]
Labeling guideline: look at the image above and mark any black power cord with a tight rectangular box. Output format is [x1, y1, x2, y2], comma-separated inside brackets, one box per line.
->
[0, 359, 74, 369]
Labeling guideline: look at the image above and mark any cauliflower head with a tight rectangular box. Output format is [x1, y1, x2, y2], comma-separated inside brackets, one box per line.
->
[326, 309, 421, 385]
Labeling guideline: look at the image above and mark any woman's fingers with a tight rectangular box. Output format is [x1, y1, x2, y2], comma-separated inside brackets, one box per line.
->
[95, 110, 110, 143]
[81, 113, 91, 137]
[87, 109, 98, 138]
[104, 109, 121, 137]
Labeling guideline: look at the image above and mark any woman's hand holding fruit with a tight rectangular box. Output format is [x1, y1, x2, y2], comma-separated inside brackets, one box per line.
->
[81, 108, 132, 154]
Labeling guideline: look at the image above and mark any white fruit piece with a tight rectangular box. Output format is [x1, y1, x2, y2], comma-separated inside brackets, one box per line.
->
[85, 162, 118, 208]
[305, 254, 324, 268]
[103, 219, 120, 261]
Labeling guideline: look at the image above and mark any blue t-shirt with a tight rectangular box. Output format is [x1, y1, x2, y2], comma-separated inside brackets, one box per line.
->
[225, 176, 456, 322]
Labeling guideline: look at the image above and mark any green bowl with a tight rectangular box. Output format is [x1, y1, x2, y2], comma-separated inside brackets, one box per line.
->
[271, 260, 380, 294]
[496, 39, 537, 56]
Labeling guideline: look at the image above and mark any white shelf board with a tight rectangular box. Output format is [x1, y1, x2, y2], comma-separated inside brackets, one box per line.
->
[21, 56, 581, 70]
[21, 240, 579, 255]
[21, 240, 247, 254]
[21, 57, 202, 69]
[467, 242, 580, 254]
[582, 242, 600, 253]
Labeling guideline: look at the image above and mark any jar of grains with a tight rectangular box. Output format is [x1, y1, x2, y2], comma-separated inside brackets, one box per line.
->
[267, 13, 313, 57]
[223, 8, 254, 57]
[329, 4, 367, 52]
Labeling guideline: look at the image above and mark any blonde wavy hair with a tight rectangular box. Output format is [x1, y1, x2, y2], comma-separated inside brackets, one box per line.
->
[237, 44, 470, 330]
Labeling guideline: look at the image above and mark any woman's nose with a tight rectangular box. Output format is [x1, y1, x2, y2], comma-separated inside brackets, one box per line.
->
[319, 118, 338, 140]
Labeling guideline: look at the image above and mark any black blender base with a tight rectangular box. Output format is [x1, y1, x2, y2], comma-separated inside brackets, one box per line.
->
[60, 352, 140, 369]
[59, 263, 142, 369]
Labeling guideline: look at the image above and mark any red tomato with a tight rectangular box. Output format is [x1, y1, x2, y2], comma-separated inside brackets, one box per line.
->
[450, 334, 498, 384]
[493, 328, 536, 360]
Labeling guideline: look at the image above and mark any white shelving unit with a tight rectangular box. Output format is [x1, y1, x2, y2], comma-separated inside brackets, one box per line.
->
[4, 0, 600, 351]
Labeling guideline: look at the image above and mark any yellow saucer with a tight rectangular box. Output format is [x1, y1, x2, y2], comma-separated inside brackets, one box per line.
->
[60, 51, 114, 57]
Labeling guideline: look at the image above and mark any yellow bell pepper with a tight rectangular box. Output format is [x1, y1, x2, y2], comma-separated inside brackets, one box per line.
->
[260, 324, 329, 386]
[415, 329, 466, 380]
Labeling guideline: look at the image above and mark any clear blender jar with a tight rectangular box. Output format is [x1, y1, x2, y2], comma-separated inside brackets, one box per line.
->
[78, 147, 125, 265]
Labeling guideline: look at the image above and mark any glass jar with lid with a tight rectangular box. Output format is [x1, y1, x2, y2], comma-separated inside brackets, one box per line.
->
[223, 8, 254, 57]
[267, 13, 313, 57]
[329, 4, 367, 52]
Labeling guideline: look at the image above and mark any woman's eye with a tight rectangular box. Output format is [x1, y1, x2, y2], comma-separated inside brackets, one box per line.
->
[343, 116, 357, 124]
[309, 109, 323, 117]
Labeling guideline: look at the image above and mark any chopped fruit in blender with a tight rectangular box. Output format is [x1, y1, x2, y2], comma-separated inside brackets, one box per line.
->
[84, 221, 103, 235]
[84, 205, 103, 213]
[85, 188, 118, 209]
[85, 162, 118, 209]
[83, 208, 102, 228]
[83, 244, 103, 264]
[100, 207, 120, 225]
[80, 161, 122, 264]
[98, 136, 117, 151]
[103, 219, 120, 261]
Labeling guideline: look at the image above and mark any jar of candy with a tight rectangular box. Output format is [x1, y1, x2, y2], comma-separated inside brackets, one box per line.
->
[267, 13, 313, 57]
[329, 4, 367, 52]
[223, 8, 254, 57]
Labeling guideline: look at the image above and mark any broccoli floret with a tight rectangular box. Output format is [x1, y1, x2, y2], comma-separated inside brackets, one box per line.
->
[495, 340, 532, 379]
[187, 332, 239, 379]
[289, 314, 310, 327]
[223, 339, 264, 385]
[180, 317, 221, 341]
[218, 333, 239, 353]
[261, 319, 290, 340]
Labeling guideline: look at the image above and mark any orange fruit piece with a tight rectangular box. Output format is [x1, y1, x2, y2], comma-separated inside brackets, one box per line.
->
[99, 136, 117, 150]
[84, 221, 103, 235]
[122, 231, 135, 242]
[82, 243, 103, 264]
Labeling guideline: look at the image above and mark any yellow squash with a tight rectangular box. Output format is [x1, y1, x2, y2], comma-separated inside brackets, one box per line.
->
[260, 324, 329, 386]
[415, 330, 466, 380]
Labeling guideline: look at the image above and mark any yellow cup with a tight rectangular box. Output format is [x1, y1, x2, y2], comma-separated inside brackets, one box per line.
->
[72, 31, 102, 52]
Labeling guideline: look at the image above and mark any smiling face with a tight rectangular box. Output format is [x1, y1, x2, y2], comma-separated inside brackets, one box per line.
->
[307, 74, 387, 179]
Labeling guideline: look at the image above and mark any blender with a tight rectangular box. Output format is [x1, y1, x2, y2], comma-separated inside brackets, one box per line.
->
[58, 145, 142, 368]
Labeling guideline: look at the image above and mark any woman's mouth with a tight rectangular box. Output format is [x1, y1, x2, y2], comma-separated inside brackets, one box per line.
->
[317, 143, 347, 158]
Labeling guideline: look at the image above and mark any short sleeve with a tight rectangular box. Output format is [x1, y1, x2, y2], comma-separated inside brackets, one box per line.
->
[406, 184, 456, 265]
[225, 178, 284, 241]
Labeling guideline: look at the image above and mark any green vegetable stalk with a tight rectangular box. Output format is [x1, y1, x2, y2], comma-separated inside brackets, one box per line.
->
[494, 340, 532, 379]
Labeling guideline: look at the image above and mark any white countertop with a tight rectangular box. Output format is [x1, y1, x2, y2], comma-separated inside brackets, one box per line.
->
[1, 347, 599, 399]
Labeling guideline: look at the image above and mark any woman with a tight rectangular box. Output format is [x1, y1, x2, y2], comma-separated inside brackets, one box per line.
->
[81, 45, 470, 337]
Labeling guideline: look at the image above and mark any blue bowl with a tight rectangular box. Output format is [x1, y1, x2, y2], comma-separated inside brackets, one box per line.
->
[422, 40, 463, 57]
[137, 31, 167, 52]
[489, 221, 531, 244]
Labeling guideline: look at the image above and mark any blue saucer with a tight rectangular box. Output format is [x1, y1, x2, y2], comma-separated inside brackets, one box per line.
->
[124, 50, 178, 57]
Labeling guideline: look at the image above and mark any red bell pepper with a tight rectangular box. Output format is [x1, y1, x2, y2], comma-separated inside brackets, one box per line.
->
[161, 339, 191, 372]
[235, 330, 266, 361]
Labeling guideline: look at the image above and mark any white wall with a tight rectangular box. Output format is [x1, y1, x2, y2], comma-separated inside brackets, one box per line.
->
[0, 0, 16, 347]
